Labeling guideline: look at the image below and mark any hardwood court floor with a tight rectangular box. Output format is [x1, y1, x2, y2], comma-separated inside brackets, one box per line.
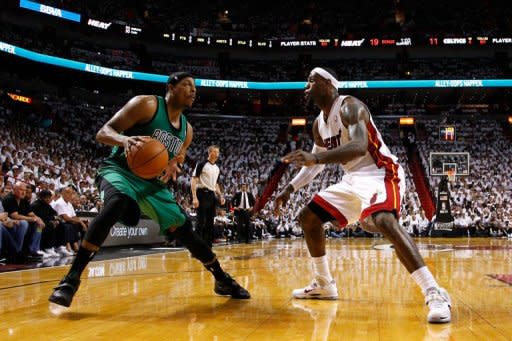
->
[1, 238, 511, 340]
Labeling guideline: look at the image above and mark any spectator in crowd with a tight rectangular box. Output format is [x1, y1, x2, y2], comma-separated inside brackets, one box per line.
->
[214, 209, 235, 242]
[252, 214, 271, 240]
[5, 165, 23, 186]
[418, 209, 430, 236]
[276, 221, 292, 239]
[454, 209, 472, 236]
[1, 200, 28, 262]
[1, 183, 13, 199]
[30, 189, 73, 257]
[1, 149, 12, 170]
[232, 182, 255, 243]
[25, 184, 36, 204]
[51, 186, 87, 254]
[407, 213, 417, 236]
[2, 181, 44, 260]
[89, 200, 103, 213]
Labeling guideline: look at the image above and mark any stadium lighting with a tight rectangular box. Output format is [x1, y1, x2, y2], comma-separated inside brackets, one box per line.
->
[291, 118, 307, 126]
[399, 117, 415, 125]
[7, 92, 32, 104]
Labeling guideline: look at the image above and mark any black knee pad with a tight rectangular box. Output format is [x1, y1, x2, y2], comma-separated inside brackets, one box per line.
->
[84, 194, 131, 247]
[172, 217, 215, 264]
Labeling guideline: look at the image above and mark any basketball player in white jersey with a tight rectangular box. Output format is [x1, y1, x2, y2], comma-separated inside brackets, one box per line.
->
[274, 67, 451, 324]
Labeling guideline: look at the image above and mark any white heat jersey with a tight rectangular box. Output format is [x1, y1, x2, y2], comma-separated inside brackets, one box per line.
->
[311, 95, 405, 226]
[316, 95, 398, 173]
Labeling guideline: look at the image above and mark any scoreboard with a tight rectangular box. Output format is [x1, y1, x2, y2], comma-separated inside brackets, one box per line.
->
[428, 36, 503, 46]
[15, 1, 512, 49]
[159, 35, 512, 49]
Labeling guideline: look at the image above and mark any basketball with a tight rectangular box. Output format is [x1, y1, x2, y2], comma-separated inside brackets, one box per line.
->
[126, 138, 168, 179]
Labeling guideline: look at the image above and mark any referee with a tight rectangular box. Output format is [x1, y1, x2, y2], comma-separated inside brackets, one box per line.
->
[191, 145, 225, 247]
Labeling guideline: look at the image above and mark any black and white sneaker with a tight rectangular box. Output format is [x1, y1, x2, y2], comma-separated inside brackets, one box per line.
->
[292, 277, 339, 300]
[426, 287, 451, 323]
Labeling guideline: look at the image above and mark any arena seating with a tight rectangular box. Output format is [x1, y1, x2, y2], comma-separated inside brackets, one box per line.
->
[4, 92, 510, 249]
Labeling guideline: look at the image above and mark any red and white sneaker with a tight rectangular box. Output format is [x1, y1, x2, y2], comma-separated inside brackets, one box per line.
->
[426, 287, 452, 323]
[292, 277, 338, 300]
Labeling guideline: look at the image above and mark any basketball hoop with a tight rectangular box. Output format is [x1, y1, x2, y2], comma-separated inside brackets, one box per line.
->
[446, 169, 456, 182]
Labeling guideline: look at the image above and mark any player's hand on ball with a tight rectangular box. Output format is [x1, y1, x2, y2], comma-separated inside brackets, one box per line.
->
[123, 136, 151, 154]
[192, 198, 199, 208]
[158, 158, 181, 183]
[282, 150, 317, 167]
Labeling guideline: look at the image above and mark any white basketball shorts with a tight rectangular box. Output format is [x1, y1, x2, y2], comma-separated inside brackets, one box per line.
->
[308, 162, 405, 227]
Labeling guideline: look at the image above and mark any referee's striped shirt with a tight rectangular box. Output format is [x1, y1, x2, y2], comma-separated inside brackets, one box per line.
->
[193, 161, 220, 192]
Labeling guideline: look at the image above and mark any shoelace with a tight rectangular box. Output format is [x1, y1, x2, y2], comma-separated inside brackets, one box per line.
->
[426, 290, 447, 309]
[306, 280, 319, 290]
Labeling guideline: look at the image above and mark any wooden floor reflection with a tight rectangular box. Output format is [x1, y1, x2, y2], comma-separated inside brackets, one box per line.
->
[1, 238, 511, 340]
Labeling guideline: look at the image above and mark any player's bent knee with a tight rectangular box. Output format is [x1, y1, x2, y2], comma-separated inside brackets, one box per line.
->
[372, 211, 397, 230]
[84, 194, 130, 247]
[82, 240, 100, 252]
[175, 212, 187, 229]
[172, 215, 192, 234]
[360, 216, 380, 233]
[298, 207, 310, 225]
[165, 209, 187, 233]
[173, 218, 215, 264]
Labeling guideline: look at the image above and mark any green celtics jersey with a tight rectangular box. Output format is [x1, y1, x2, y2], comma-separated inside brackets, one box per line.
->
[99, 96, 187, 182]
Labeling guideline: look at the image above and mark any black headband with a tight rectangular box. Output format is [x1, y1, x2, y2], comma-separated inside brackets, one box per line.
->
[167, 72, 194, 85]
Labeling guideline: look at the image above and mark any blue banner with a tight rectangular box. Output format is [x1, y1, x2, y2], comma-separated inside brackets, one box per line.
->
[2, 40, 512, 89]
[19, 0, 81, 23]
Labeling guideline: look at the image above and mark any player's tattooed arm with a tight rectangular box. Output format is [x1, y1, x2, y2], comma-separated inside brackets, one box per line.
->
[314, 98, 368, 164]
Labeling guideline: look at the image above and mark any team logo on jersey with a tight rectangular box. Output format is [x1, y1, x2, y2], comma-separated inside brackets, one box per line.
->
[323, 129, 342, 149]
[370, 190, 384, 204]
[152, 129, 183, 155]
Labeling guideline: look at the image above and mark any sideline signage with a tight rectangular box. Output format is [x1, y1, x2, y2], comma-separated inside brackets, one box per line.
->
[80, 215, 166, 246]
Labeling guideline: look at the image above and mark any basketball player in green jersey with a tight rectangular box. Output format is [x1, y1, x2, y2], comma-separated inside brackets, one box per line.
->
[49, 72, 250, 308]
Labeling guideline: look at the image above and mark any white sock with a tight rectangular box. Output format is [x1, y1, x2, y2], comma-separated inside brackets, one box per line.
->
[411, 266, 439, 294]
[312, 255, 333, 284]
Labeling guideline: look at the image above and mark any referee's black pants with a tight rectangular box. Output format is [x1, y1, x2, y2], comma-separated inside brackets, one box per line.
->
[196, 189, 216, 247]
